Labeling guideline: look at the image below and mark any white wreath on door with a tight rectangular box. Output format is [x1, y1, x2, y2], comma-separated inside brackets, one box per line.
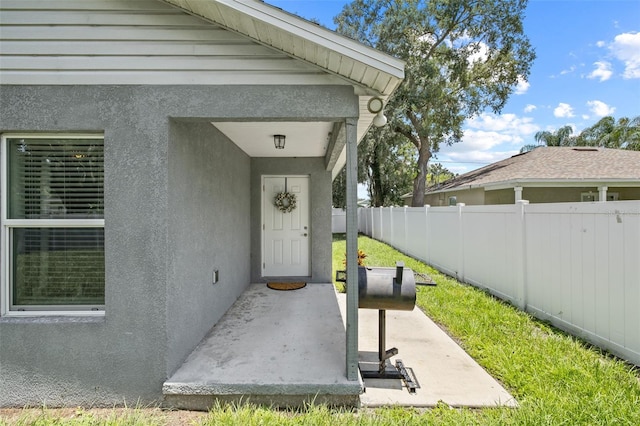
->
[274, 191, 297, 213]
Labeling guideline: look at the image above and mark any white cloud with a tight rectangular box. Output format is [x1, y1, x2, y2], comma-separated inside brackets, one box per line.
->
[610, 32, 640, 79]
[582, 114, 590, 120]
[587, 100, 616, 117]
[596, 40, 606, 48]
[524, 104, 537, 113]
[587, 61, 613, 81]
[466, 113, 539, 135]
[514, 76, 530, 95]
[560, 65, 576, 75]
[446, 150, 519, 163]
[456, 130, 516, 152]
[436, 113, 542, 174]
[554, 103, 575, 118]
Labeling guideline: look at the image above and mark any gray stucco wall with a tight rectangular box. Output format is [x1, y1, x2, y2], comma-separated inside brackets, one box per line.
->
[0, 84, 357, 407]
[0, 86, 172, 406]
[166, 121, 251, 376]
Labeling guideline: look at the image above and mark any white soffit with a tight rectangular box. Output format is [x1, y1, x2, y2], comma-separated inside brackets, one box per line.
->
[212, 121, 333, 157]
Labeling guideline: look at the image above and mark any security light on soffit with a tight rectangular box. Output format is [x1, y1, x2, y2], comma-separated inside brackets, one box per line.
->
[367, 97, 387, 127]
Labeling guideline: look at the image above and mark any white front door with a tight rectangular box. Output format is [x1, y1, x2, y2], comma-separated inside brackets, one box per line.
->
[263, 176, 310, 277]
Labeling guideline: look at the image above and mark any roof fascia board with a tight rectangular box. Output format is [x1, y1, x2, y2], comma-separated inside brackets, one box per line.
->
[484, 179, 640, 190]
[218, 0, 405, 79]
[425, 178, 640, 194]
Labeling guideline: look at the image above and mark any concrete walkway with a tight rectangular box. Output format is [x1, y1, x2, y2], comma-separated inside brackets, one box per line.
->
[163, 282, 516, 409]
[336, 293, 517, 408]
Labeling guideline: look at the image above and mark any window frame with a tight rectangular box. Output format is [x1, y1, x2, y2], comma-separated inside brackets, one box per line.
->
[1, 133, 105, 317]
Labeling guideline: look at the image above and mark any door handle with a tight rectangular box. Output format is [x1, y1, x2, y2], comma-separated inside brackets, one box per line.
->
[303, 233, 308, 237]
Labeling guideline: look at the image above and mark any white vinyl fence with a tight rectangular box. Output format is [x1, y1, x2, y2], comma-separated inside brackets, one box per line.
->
[332, 208, 347, 233]
[353, 201, 640, 366]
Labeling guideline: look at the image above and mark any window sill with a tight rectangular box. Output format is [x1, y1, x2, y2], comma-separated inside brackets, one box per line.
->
[0, 312, 105, 324]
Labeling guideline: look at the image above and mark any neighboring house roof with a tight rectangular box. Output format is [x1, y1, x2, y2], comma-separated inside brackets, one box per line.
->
[430, 147, 640, 193]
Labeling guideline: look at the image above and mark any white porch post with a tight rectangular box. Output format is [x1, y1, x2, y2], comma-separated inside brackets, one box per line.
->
[345, 117, 359, 381]
[598, 186, 608, 202]
[514, 186, 523, 203]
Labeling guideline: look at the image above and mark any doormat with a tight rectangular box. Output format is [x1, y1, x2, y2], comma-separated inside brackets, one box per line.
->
[267, 282, 307, 291]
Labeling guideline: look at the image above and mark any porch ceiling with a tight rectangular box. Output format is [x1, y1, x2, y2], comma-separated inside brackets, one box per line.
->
[212, 121, 333, 157]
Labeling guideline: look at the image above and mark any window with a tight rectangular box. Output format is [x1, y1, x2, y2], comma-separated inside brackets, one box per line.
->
[1, 135, 104, 315]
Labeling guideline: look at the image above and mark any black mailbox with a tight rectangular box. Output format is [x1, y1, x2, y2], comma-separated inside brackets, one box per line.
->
[357, 262, 416, 311]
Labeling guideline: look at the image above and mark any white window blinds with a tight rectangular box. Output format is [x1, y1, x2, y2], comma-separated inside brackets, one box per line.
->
[7, 138, 104, 219]
[4, 136, 105, 310]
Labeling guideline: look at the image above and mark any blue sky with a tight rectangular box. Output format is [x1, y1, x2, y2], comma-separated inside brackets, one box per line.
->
[269, 0, 640, 176]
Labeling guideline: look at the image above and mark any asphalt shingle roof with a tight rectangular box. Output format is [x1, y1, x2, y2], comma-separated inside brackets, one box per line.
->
[433, 147, 640, 191]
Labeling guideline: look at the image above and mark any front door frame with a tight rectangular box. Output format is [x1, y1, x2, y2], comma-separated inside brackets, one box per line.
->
[261, 174, 311, 278]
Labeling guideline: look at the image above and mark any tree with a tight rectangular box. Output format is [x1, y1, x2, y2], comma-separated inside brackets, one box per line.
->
[332, 124, 414, 208]
[576, 115, 640, 150]
[335, 0, 535, 206]
[359, 125, 414, 206]
[427, 162, 457, 188]
[518, 116, 640, 153]
[331, 166, 348, 209]
[520, 125, 575, 153]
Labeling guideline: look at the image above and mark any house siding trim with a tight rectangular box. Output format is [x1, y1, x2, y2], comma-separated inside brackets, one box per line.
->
[0, 0, 346, 86]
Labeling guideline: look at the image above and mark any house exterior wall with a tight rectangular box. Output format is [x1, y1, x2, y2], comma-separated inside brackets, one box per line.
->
[523, 187, 596, 203]
[611, 187, 640, 201]
[423, 188, 485, 206]
[0, 84, 357, 407]
[0, 85, 172, 406]
[484, 189, 516, 205]
[250, 158, 333, 283]
[524, 186, 640, 203]
[166, 121, 251, 377]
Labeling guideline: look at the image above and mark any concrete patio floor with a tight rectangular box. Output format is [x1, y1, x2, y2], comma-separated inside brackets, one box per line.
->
[163, 282, 516, 409]
[163, 283, 361, 409]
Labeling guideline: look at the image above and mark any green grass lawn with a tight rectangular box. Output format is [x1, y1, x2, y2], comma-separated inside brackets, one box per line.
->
[3, 235, 639, 425]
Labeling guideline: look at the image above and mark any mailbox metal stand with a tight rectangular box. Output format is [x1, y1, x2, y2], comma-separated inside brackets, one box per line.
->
[360, 307, 418, 393]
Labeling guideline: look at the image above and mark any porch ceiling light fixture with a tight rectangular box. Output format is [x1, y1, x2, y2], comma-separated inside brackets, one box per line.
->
[274, 134, 286, 149]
